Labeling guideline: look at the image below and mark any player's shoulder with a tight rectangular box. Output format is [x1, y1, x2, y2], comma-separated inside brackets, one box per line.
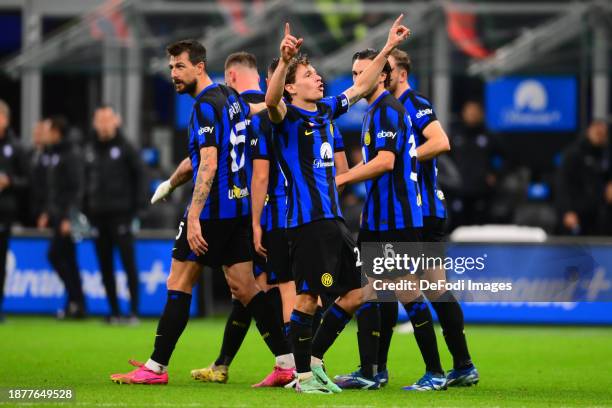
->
[402, 89, 434, 109]
[240, 90, 265, 104]
[378, 92, 408, 115]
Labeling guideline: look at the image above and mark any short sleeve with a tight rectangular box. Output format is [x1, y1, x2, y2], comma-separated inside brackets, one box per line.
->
[374, 106, 403, 155]
[193, 102, 219, 148]
[320, 94, 350, 120]
[407, 94, 437, 132]
[331, 122, 345, 152]
[249, 113, 270, 161]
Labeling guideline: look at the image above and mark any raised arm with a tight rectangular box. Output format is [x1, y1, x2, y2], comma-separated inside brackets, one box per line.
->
[343, 14, 411, 106]
[265, 23, 303, 123]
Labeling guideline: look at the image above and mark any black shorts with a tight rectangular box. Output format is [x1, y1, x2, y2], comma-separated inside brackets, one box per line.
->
[422, 217, 447, 242]
[287, 218, 361, 296]
[264, 228, 292, 283]
[172, 216, 252, 268]
[358, 227, 423, 279]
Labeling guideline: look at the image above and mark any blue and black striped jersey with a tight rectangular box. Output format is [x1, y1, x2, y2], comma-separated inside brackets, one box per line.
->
[272, 94, 350, 228]
[240, 89, 265, 189]
[187, 83, 249, 220]
[360, 90, 423, 231]
[248, 109, 286, 231]
[398, 88, 446, 219]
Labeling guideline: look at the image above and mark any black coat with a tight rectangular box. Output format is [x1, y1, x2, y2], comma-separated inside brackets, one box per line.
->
[43, 140, 84, 224]
[0, 130, 28, 219]
[84, 132, 147, 217]
[556, 137, 609, 216]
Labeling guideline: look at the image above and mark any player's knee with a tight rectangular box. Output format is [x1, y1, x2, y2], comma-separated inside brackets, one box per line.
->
[424, 288, 446, 302]
[336, 288, 363, 314]
[294, 293, 318, 314]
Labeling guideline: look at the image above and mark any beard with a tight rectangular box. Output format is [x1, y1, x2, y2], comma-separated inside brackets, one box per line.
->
[174, 78, 197, 96]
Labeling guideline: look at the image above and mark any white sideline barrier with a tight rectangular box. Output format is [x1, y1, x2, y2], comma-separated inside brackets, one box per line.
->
[450, 225, 547, 243]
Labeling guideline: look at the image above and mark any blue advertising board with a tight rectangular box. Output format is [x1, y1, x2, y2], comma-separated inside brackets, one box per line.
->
[3, 237, 198, 316]
[486, 76, 577, 132]
[397, 243, 612, 325]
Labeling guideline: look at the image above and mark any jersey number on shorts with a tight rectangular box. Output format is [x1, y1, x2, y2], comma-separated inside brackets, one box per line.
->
[176, 221, 185, 240]
[354, 247, 363, 267]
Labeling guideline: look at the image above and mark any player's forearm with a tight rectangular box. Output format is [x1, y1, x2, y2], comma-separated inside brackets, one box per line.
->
[339, 154, 393, 185]
[417, 122, 451, 162]
[265, 60, 289, 108]
[349, 50, 392, 104]
[334, 151, 349, 194]
[251, 174, 268, 227]
[187, 154, 216, 220]
[170, 158, 193, 188]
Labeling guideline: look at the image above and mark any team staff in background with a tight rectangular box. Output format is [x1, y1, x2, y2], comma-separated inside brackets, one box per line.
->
[264, 16, 410, 394]
[85, 106, 147, 324]
[0, 99, 28, 322]
[111, 39, 291, 385]
[37, 116, 86, 319]
[557, 119, 610, 235]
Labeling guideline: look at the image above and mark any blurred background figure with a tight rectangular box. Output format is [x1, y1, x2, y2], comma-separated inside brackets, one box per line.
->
[556, 119, 610, 235]
[37, 116, 86, 319]
[0, 99, 27, 322]
[448, 101, 501, 229]
[25, 120, 49, 227]
[85, 106, 146, 323]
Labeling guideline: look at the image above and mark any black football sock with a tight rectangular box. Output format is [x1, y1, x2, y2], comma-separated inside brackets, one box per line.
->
[246, 291, 291, 356]
[283, 322, 291, 340]
[378, 301, 399, 372]
[431, 291, 473, 370]
[266, 286, 284, 328]
[289, 310, 313, 373]
[215, 299, 252, 367]
[356, 302, 380, 379]
[403, 296, 444, 375]
[150, 290, 192, 366]
[312, 306, 323, 335]
[312, 303, 352, 360]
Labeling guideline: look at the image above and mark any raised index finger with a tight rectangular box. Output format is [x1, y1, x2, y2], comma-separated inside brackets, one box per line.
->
[285, 22, 291, 37]
[392, 13, 404, 27]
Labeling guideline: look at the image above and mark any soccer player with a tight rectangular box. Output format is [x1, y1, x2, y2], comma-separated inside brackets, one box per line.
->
[265, 17, 410, 394]
[251, 58, 348, 346]
[110, 40, 291, 385]
[333, 48, 424, 390]
[190, 52, 294, 387]
[388, 48, 478, 387]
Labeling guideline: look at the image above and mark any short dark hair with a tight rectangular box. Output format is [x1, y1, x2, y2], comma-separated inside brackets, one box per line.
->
[48, 115, 68, 138]
[225, 51, 257, 70]
[352, 48, 391, 88]
[284, 54, 311, 102]
[390, 49, 411, 77]
[166, 39, 206, 65]
[268, 57, 280, 78]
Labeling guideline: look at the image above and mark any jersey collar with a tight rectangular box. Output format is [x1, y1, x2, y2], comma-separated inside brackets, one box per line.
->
[398, 88, 413, 102]
[367, 90, 389, 112]
[240, 89, 265, 96]
[193, 82, 219, 101]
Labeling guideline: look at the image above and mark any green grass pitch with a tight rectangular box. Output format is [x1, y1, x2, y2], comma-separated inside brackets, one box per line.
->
[1, 317, 611, 407]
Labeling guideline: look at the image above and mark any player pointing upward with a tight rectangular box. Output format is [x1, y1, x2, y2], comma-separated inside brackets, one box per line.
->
[265, 17, 410, 394]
